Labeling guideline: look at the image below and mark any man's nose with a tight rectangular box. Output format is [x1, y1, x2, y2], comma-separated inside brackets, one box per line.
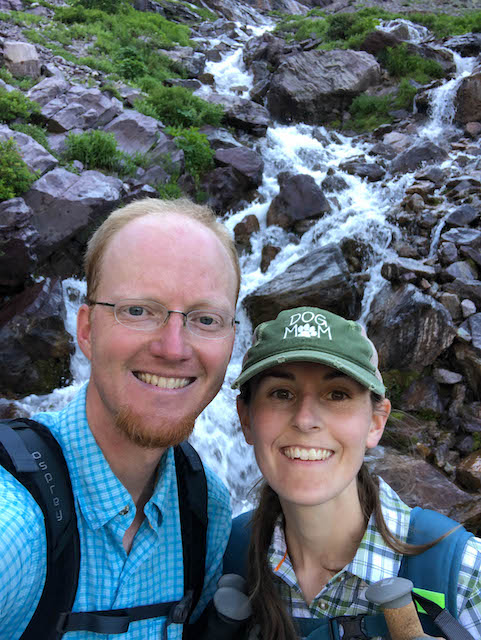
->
[149, 312, 192, 360]
[293, 395, 322, 432]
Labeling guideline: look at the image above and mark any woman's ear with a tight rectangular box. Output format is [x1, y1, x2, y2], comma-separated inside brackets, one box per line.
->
[366, 397, 391, 449]
[77, 303, 92, 361]
[237, 396, 254, 445]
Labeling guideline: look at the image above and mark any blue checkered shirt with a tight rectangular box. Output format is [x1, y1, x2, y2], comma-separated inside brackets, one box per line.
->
[268, 479, 481, 639]
[0, 383, 231, 639]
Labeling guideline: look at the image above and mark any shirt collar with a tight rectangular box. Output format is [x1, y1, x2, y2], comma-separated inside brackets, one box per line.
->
[51, 384, 176, 530]
[268, 478, 411, 585]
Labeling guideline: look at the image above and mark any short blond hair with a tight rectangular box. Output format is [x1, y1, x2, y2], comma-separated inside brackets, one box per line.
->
[84, 198, 241, 302]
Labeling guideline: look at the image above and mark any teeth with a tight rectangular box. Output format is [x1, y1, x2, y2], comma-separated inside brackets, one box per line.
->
[137, 372, 190, 389]
[283, 447, 332, 461]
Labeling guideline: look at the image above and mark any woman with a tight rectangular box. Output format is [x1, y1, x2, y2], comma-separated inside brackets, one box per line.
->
[229, 307, 481, 640]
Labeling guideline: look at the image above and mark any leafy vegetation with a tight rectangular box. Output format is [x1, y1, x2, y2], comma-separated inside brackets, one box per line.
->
[167, 127, 215, 183]
[135, 85, 224, 128]
[0, 88, 40, 123]
[10, 123, 53, 152]
[379, 44, 444, 84]
[0, 68, 38, 91]
[0, 138, 38, 201]
[63, 129, 145, 176]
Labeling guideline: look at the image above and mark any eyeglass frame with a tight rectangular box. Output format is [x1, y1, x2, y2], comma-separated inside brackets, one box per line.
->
[87, 298, 239, 340]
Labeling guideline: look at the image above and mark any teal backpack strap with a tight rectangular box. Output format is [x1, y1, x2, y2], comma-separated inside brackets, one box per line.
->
[223, 509, 253, 579]
[296, 614, 388, 639]
[399, 507, 473, 615]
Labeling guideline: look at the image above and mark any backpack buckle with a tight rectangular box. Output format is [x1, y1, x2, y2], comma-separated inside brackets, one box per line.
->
[329, 614, 369, 640]
[169, 590, 194, 624]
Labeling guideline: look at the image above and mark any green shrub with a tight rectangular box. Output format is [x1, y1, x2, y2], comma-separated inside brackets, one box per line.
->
[115, 46, 146, 80]
[140, 86, 223, 128]
[379, 44, 445, 83]
[0, 88, 40, 123]
[167, 127, 214, 182]
[64, 129, 142, 176]
[348, 93, 392, 131]
[0, 68, 38, 91]
[394, 78, 418, 110]
[0, 138, 37, 201]
[10, 123, 52, 152]
[157, 179, 182, 200]
[75, 0, 126, 14]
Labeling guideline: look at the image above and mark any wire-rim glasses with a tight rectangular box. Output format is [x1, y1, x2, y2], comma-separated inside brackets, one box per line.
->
[88, 299, 238, 340]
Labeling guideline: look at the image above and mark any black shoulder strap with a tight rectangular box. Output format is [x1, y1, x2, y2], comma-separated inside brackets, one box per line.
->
[223, 509, 253, 579]
[58, 441, 208, 638]
[174, 441, 208, 636]
[0, 418, 80, 640]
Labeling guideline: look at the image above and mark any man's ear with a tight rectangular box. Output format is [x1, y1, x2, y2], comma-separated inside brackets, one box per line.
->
[366, 397, 391, 449]
[237, 396, 254, 445]
[77, 303, 92, 362]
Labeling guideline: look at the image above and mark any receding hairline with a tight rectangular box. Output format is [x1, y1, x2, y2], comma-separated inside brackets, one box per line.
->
[84, 197, 241, 302]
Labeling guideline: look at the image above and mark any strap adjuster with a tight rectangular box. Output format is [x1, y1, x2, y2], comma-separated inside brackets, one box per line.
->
[169, 590, 194, 624]
[329, 614, 369, 640]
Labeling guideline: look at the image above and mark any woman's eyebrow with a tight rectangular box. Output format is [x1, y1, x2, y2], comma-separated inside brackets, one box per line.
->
[258, 370, 296, 383]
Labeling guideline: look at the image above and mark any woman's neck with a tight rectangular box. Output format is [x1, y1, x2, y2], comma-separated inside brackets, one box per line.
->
[280, 490, 367, 604]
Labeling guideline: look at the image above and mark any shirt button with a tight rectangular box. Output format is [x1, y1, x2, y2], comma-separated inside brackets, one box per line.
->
[320, 602, 328, 610]
[119, 505, 130, 515]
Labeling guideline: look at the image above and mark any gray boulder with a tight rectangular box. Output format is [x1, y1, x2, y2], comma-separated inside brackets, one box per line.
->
[456, 72, 481, 124]
[0, 278, 74, 397]
[266, 49, 381, 125]
[0, 198, 39, 293]
[214, 146, 264, 187]
[104, 110, 161, 154]
[243, 243, 360, 326]
[391, 142, 448, 174]
[3, 41, 40, 78]
[26, 76, 69, 107]
[0, 124, 57, 175]
[207, 93, 270, 136]
[367, 283, 456, 371]
[42, 87, 123, 132]
[266, 174, 330, 231]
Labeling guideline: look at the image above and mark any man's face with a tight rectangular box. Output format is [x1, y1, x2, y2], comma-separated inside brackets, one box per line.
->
[77, 214, 237, 449]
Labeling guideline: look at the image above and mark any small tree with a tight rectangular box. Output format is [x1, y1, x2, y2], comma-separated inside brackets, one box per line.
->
[0, 138, 37, 201]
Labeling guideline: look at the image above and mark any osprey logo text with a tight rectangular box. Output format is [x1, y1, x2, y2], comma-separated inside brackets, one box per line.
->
[32, 450, 64, 522]
[283, 311, 332, 340]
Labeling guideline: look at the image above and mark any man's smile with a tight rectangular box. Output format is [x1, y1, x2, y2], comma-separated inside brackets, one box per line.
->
[134, 372, 193, 389]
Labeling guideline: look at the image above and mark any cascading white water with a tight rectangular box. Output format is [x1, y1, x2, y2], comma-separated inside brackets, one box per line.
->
[14, 14, 479, 514]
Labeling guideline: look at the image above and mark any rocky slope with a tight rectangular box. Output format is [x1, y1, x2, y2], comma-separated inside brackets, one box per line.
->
[1, 0, 481, 529]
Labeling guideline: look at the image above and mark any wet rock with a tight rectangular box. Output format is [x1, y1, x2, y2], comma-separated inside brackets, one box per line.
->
[0, 198, 39, 293]
[234, 214, 260, 252]
[401, 376, 444, 414]
[465, 122, 481, 138]
[369, 142, 397, 160]
[368, 283, 456, 371]
[321, 173, 349, 192]
[266, 49, 381, 125]
[455, 72, 481, 124]
[0, 278, 74, 398]
[360, 28, 401, 55]
[381, 257, 436, 283]
[24, 168, 123, 262]
[439, 291, 461, 320]
[391, 142, 448, 173]
[445, 34, 481, 58]
[266, 174, 330, 231]
[442, 227, 481, 248]
[461, 299, 477, 318]
[368, 448, 481, 527]
[338, 159, 385, 182]
[207, 93, 270, 136]
[456, 451, 481, 491]
[158, 46, 205, 78]
[3, 41, 40, 78]
[433, 368, 463, 385]
[200, 166, 250, 214]
[215, 146, 264, 187]
[445, 204, 479, 227]
[243, 32, 290, 68]
[104, 110, 162, 154]
[243, 243, 360, 327]
[382, 131, 411, 151]
[260, 244, 281, 273]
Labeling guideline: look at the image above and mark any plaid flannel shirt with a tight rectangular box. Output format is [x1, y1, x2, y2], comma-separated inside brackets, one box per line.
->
[268, 478, 481, 638]
[0, 383, 231, 640]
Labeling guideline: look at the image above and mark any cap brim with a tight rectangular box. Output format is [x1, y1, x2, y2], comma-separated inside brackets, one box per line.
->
[231, 349, 385, 396]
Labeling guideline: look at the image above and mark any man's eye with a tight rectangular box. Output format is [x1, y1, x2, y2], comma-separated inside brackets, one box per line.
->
[190, 311, 223, 329]
[127, 306, 146, 317]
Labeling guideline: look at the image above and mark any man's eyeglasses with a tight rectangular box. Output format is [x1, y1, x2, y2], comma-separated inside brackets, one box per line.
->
[88, 299, 238, 340]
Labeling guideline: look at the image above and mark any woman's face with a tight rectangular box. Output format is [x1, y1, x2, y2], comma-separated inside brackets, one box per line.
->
[237, 362, 390, 510]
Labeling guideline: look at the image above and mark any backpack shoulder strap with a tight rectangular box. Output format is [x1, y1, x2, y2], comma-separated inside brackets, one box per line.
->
[174, 441, 208, 627]
[223, 509, 254, 579]
[399, 506, 473, 615]
[0, 418, 80, 640]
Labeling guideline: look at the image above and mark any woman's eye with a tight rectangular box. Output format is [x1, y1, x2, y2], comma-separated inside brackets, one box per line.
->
[272, 389, 293, 400]
[329, 390, 348, 401]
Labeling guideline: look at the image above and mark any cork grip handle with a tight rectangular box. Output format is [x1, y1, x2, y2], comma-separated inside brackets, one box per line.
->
[382, 602, 425, 640]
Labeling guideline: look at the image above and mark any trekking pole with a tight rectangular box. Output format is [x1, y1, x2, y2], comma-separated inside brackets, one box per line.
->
[200, 573, 253, 640]
[365, 577, 440, 640]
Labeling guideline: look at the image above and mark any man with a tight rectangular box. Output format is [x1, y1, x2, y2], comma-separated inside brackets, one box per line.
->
[0, 198, 240, 639]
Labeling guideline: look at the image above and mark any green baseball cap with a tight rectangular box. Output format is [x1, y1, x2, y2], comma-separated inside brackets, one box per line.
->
[232, 307, 385, 396]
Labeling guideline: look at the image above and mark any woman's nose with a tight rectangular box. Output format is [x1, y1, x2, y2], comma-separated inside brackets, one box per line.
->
[292, 395, 322, 432]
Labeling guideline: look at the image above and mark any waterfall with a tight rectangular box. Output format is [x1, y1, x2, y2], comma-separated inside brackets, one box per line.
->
[14, 14, 479, 514]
